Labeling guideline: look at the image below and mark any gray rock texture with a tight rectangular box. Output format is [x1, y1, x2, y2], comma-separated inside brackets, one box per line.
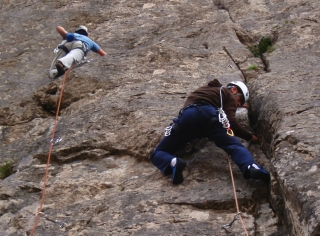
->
[0, 0, 319, 235]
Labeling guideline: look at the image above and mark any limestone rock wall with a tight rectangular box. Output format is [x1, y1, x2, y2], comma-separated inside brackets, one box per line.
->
[0, 0, 319, 235]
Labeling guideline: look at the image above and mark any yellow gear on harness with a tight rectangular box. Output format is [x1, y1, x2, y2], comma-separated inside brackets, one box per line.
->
[227, 128, 234, 136]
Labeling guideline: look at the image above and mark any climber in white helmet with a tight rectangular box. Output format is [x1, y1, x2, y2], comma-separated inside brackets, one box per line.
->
[49, 25, 107, 79]
[150, 78, 270, 185]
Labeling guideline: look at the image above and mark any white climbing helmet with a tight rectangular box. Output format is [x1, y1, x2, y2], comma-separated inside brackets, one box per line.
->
[49, 68, 58, 79]
[227, 81, 249, 103]
[75, 25, 88, 36]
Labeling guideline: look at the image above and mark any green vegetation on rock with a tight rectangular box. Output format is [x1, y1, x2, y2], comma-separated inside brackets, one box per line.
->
[0, 160, 15, 179]
[248, 37, 275, 57]
[248, 65, 259, 71]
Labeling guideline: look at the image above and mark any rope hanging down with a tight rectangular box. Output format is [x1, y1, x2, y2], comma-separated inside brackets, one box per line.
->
[30, 66, 73, 236]
[222, 156, 249, 236]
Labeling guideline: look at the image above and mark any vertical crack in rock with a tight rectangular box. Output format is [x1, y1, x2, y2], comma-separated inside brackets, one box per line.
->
[222, 46, 248, 81]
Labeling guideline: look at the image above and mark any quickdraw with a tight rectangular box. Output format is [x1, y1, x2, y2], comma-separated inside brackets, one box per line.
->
[164, 124, 173, 136]
[218, 87, 234, 136]
[50, 137, 63, 146]
[38, 212, 67, 228]
[221, 156, 249, 236]
[222, 212, 242, 231]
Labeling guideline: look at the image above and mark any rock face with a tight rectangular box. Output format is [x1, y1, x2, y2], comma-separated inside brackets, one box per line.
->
[0, 0, 319, 235]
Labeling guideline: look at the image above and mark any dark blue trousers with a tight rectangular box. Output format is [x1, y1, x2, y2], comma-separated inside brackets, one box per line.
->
[150, 104, 257, 179]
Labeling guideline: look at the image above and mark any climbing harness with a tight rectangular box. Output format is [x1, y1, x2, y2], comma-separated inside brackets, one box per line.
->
[165, 102, 210, 137]
[53, 40, 87, 56]
[221, 156, 249, 235]
[56, 44, 70, 55]
[49, 40, 88, 79]
[217, 87, 234, 136]
[179, 101, 209, 115]
[30, 65, 74, 236]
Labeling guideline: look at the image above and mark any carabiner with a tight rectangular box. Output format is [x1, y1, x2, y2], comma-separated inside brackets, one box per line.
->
[222, 212, 241, 230]
[164, 124, 173, 136]
[226, 128, 234, 136]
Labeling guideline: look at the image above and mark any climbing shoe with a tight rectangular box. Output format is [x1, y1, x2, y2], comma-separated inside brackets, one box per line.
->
[172, 157, 186, 185]
[55, 61, 66, 78]
[249, 164, 270, 183]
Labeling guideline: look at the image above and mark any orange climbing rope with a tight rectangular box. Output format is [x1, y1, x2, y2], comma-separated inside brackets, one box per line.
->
[30, 66, 73, 236]
[222, 156, 249, 236]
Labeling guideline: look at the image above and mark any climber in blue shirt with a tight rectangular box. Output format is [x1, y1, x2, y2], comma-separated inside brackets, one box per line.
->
[49, 25, 107, 79]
